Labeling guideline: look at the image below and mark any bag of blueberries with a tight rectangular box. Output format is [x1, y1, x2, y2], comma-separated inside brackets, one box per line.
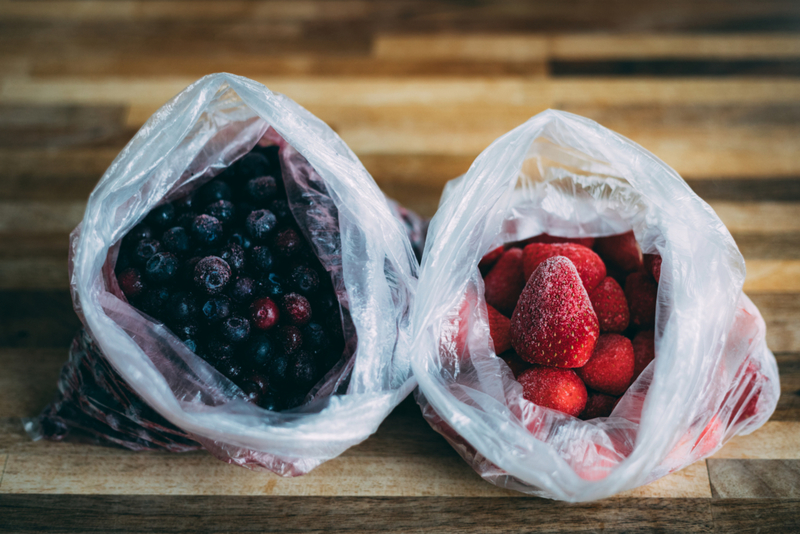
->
[410, 110, 780, 501]
[28, 73, 422, 475]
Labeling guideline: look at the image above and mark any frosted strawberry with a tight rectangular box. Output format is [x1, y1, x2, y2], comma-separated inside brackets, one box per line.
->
[487, 304, 511, 354]
[577, 334, 635, 396]
[580, 391, 618, 420]
[644, 253, 662, 282]
[522, 243, 606, 292]
[510, 256, 599, 368]
[589, 276, 630, 333]
[483, 248, 526, 316]
[595, 231, 643, 273]
[507, 233, 595, 249]
[625, 272, 658, 328]
[631, 329, 655, 380]
[518, 366, 588, 417]
[478, 246, 504, 276]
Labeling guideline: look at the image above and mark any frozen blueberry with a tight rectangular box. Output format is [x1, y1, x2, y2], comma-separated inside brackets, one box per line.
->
[250, 245, 274, 272]
[269, 199, 292, 223]
[228, 232, 252, 250]
[220, 243, 245, 273]
[201, 295, 232, 324]
[221, 315, 250, 344]
[219, 359, 244, 382]
[204, 200, 236, 225]
[167, 292, 198, 325]
[118, 268, 146, 299]
[290, 350, 319, 388]
[246, 335, 279, 368]
[140, 286, 170, 316]
[146, 203, 175, 229]
[229, 276, 256, 304]
[268, 353, 290, 386]
[291, 265, 319, 295]
[253, 145, 280, 169]
[240, 373, 270, 405]
[258, 272, 286, 298]
[251, 297, 280, 330]
[196, 180, 232, 206]
[191, 214, 224, 248]
[246, 176, 277, 205]
[273, 228, 302, 258]
[161, 227, 190, 254]
[125, 223, 153, 244]
[282, 293, 312, 326]
[182, 338, 199, 353]
[193, 256, 231, 295]
[278, 325, 303, 354]
[133, 239, 161, 266]
[173, 322, 199, 341]
[236, 153, 271, 180]
[246, 209, 277, 241]
[173, 192, 195, 213]
[303, 322, 328, 351]
[145, 252, 179, 284]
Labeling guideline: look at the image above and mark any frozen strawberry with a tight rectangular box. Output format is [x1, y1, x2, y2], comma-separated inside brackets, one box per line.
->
[484, 248, 526, 316]
[522, 243, 606, 292]
[730, 361, 763, 425]
[511, 256, 599, 368]
[589, 276, 629, 333]
[580, 391, 618, 420]
[595, 231, 643, 273]
[518, 366, 588, 417]
[644, 253, 662, 282]
[577, 334, 634, 396]
[631, 329, 655, 380]
[487, 304, 511, 354]
[478, 246, 504, 276]
[625, 272, 657, 328]
[508, 233, 595, 249]
[501, 351, 532, 378]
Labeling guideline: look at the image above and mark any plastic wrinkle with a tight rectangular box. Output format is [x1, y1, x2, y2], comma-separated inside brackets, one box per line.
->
[410, 110, 779, 501]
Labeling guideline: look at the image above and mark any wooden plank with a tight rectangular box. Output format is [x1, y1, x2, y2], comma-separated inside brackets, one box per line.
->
[0, 104, 130, 149]
[373, 35, 548, 61]
[713, 422, 800, 460]
[709, 203, 800, 233]
[0, 348, 64, 418]
[0, 290, 80, 348]
[734, 234, 800, 260]
[551, 59, 800, 77]
[0, 201, 84, 233]
[749, 293, 800, 353]
[773, 352, 800, 422]
[711, 499, 800, 533]
[687, 178, 800, 202]
[707, 459, 800, 498]
[742, 260, 800, 293]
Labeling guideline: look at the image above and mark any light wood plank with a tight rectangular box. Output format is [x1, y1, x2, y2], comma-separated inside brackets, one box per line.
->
[743, 260, 800, 292]
[373, 35, 548, 61]
[0, 202, 84, 233]
[713, 422, 800, 460]
[709, 202, 800, 233]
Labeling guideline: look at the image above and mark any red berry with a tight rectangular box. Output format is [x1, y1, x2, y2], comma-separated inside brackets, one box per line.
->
[282, 292, 312, 326]
[577, 334, 634, 396]
[483, 248, 526, 316]
[510, 256, 599, 368]
[478, 246, 504, 276]
[518, 366, 588, 417]
[594, 231, 643, 273]
[580, 392, 618, 420]
[631, 329, 655, 380]
[522, 243, 606, 292]
[507, 233, 595, 249]
[118, 267, 146, 299]
[624, 272, 658, 328]
[589, 276, 630, 333]
[251, 297, 280, 330]
[501, 351, 532, 378]
[486, 304, 511, 354]
[644, 253, 662, 283]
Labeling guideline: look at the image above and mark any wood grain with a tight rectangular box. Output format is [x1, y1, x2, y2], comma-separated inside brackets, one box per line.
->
[711, 499, 800, 533]
[707, 459, 800, 498]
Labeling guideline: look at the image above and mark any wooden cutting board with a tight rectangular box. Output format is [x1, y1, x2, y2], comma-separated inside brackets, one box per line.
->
[1, 1, 799, 532]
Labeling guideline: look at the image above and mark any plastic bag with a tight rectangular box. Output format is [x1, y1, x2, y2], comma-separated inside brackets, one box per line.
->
[410, 110, 779, 501]
[28, 73, 421, 476]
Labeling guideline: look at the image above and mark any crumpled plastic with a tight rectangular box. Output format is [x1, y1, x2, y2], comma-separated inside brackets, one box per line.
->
[410, 109, 779, 501]
[27, 73, 422, 476]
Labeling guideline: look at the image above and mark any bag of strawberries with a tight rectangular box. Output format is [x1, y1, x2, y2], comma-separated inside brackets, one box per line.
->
[27, 74, 422, 475]
[410, 110, 779, 501]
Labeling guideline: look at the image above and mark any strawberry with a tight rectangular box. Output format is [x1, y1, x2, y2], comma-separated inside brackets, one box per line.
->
[730, 361, 763, 425]
[487, 304, 511, 354]
[644, 253, 662, 283]
[589, 276, 630, 333]
[624, 272, 658, 328]
[577, 334, 634, 396]
[580, 391, 618, 420]
[522, 243, 606, 292]
[518, 366, 588, 417]
[483, 248, 526, 316]
[507, 233, 595, 250]
[510, 256, 599, 368]
[595, 231, 643, 273]
[631, 329, 655, 380]
[501, 351, 532, 378]
[478, 246, 504, 276]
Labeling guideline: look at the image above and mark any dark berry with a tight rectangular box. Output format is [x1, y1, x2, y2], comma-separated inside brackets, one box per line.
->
[250, 245, 274, 272]
[282, 293, 312, 326]
[146, 203, 176, 229]
[193, 256, 231, 295]
[240, 373, 270, 405]
[253, 144, 280, 169]
[278, 325, 303, 354]
[246, 335, 279, 368]
[191, 214, 224, 248]
[125, 223, 152, 245]
[246, 176, 277, 205]
[167, 292, 198, 325]
[236, 153, 271, 180]
[204, 200, 236, 225]
[251, 297, 280, 330]
[303, 322, 328, 351]
[182, 338, 199, 353]
[315, 292, 338, 314]
[228, 232, 252, 250]
[174, 192, 195, 213]
[176, 211, 197, 230]
[219, 360, 243, 382]
[220, 243, 245, 273]
[268, 354, 290, 386]
[291, 265, 319, 295]
[229, 276, 256, 304]
[221, 315, 250, 344]
[118, 268, 145, 299]
[133, 239, 161, 266]
[290, 350, 318, 388]
[246, 209, 277, 241]
[206, 338, 236, 363]
[144, 252, 179, 284]
[116, 248, 132, 272]
[273, 228, 302, 258]
[258, 272, 286, 298]
[196, 180, 232, 206]
[201, 296, 232, 324]
[269, 199, 292, 222]
[140, 286, 170, 316]
[173, 322, 199, 340]
[161, 227, 190, 254]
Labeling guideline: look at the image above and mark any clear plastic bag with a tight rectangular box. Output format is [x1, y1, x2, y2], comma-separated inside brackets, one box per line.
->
[28, 73, 421, 476]
[410, 110, 779, 501]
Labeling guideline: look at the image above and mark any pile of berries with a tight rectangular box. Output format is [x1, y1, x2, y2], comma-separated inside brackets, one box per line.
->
[114, 144, 345, 411]
[477, 231, 661, 419]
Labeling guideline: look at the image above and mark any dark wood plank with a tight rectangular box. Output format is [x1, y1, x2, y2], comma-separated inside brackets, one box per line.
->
[707, 459, 800, 498]
[711, 499, 800, 533]
[772, 353, 800, 421]
[0, 495, 716, 533]
[0, 349, 65, 418]
[551, 59, 800, 77]
[687, 178, 800, 202]
[0, 105, 129, 149]
[747, 293, 800, 353]
[0, 291, 80, 348]
[733, 234, 800, 260]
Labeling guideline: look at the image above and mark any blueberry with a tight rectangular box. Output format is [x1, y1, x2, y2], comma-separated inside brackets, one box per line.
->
[278, 325, 303, 354]
[173, 192, 195, 213]
[236, 153, 271, 180]
[241, 374, 269, 405]
[123, 223, 153, 248]
[282, 293, 312, 326]
[173, 322, 199, 341]
[258, 272, 286, 298]
[146, 203, 176, 229]
[140, 286, 170, 317]
[314, 292, 338, 314]
[246, 334, 279, 368]
[176, 211, 197, 230]
[201, 296, 232, 324]
[206, 338, 236, 363]
[229, 276, 256, 304]
[268, 353, 290, 386]
[290, 350, 319, 388]
[167, 292, 198, 325]
[246, 209, 277, 241]
[273, 228, 302, 258]
[253, 145, 281, 170]
[193, 256, 231, 296]
[228, 232, 252, 250]
[250, 245, 274, 272]
[221, 315, 250, 344]
[220, 243, 245, 273]
[291, 264, 319, 295]
[162, 227, 190, 254]
[246, 176, 277, 205]
[118, 268, 146, 299]
[218, 359, 244, 382]
[204, 200, 236, 225]
[145, 252, 179, 284]
[196, 180, 232, 206]
[303, 322, 328, 351]
[269, 199, 292, 223]
[133, 239, 161, 266]
[182, 338, 199, 353]
[191, 214, 224, 248]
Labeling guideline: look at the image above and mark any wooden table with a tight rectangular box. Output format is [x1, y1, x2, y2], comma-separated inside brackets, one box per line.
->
[1, 1, 799, 532]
